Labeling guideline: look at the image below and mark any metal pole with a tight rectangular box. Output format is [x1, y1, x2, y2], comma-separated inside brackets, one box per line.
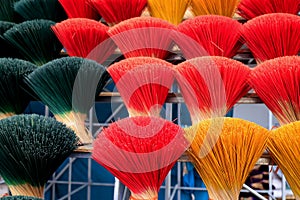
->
[165, 103, 173, 199]
[243, 184, 268, 200]
[282, 175, 286, 200]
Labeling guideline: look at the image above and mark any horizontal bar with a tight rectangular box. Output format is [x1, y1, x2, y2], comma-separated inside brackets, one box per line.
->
[96, 92, 263, 104]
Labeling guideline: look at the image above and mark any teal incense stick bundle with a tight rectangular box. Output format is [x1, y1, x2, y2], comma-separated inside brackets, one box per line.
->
[3, 19, 62, 66]
[0, 58, 36, 120]
[0, 114, 78, 198]
[14, 0, 67, 22]
[24, 57, 109, 144]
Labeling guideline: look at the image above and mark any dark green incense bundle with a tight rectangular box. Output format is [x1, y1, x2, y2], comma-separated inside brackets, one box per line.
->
[0, 21, 22, 58]
[24, 57, 109, 144]
[3, 19, 62, 66]
[14, 0, 67, 22]
[0, 0, 20, 22]
[0, 58, 36, 119]
[0, 114, 78, 198]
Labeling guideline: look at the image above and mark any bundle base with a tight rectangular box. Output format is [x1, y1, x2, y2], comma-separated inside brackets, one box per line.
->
[54, 111, 93, 144]
[207, 189, 239, 200]
[9, 184, 44, 198]
[130, 190, 158, 200]
[0, 112, 15, 120]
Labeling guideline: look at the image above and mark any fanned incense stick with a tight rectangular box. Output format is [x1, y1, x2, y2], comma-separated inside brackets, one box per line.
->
[147, 0, 191, 25]
[242, 13, 300, 63]
[185, 117, 269, 200]
[176, 56, 250, 124]
[108, 17, 176, 59]
[52, 18, 116, 64]
[268, 121, 300, 199]
[190, 0, 240, 17]
[176, 15, 243, 59]
[107, 57, 174, 117]
[89, 0, 147, 26]
[93, 116, 188, 200]
[238, 0, 300, 20]
[249, 56, 300, 125]
[24, 57, 109, 144]
[0, 114, 78, 198]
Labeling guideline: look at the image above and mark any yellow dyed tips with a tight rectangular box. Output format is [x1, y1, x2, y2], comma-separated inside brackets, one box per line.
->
[184, 117, 269, 200]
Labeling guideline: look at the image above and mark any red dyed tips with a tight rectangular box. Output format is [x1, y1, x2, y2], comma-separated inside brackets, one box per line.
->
[52, 18, 116, 63]
[176, 15, 244, 59]
[249, 56, 300, 125]
[243, 13, 300, 63]
[92, 116, 188, 198]
[238, 0, 300, 20]
[176, 56, 251, 124]
[107, 57, 175, 117]
[58, 0, 99, 19]
[108, 17, 176, 59]
[89, 0, 147, 26]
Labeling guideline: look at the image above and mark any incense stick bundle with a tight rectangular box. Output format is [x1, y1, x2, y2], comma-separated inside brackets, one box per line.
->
[237, 0, 300, 20]
[185, 117, 269, 200]
[0, 21, 21, 58]
[89, 0, 147, 26]
[108, 17, 176, 59]
[176, 56, 251, 124]
[58, 0, 99, 19]
[0, 114, 78, 198]
[14, 0, 67, 22]
[3, 19, 62, 66]
[242, 13, 300, 63]
[176, 15, 243, 59]
[268, 121, 300, 199]
[24, 57, 109, 144]
[0, 58, 36, 120]
[93, 116, 188, 200]
[52, 18, 116, 63]
[0, 0, 19, 22]
[249, 56, 300, 125]
[147, 0, 191, 25]
[190, 0, 240, 17]
[107, 57, 174, 117]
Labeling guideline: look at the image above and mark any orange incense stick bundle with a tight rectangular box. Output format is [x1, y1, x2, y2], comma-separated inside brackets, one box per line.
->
[243, 13, 300, 63]
[92, 116, 188, 200]
[176, 56, 251, 124]
[52, 18, 116, 64]
[108, 17, 176, 59]
[185, 117, 269, 200]
[190, 0, 240, 17]
[249, 56, 300, 125]
[268, 121, 300, 199]
[107, 57, 174, 117]
[89, 0, 147, 26]
[147, 0, 191, 25]
[176, 15, 243, 59]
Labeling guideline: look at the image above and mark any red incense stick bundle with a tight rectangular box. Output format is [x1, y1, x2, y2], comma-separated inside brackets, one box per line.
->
[52, 18, 116, 63]
[249, 56, 300, 125]
[238, 0, 300, 20]
[107, 57, 174, 117]
[89, 0, 147, 26]
[243, 13, 300, 63]
[92, 116, 188, 200]
[176, 56, 251, 124]
[108, 17, 176, 59]
[58, 0, 99, 19]
[176, 15, 243, 59]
